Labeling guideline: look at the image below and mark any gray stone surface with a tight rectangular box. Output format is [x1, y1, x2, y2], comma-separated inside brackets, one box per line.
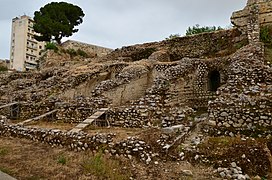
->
[0, 171, 16, 180]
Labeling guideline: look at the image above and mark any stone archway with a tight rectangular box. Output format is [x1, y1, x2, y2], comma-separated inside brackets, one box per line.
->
[208, 70, 221, 92]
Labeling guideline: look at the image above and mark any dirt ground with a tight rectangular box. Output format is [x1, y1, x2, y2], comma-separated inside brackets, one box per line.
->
[0, 136, 219, 180]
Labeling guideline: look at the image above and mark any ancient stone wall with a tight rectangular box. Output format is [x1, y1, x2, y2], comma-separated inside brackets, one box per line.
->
[231, 0, 272, 34]
[0, 120, 157, 163]
[61, 40, 113, 57]
[208, 43, 272, 130]
[105, 28, 247, 62]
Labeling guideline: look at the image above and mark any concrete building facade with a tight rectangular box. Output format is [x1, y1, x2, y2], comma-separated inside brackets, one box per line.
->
[10, 15, 45, 71]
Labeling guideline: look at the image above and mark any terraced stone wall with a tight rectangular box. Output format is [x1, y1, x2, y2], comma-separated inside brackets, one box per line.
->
[104, 28, 247, 62]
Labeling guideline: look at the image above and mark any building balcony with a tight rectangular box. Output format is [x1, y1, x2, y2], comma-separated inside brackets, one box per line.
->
[25, 59, 37, 65]
[27, 44, 37, 50]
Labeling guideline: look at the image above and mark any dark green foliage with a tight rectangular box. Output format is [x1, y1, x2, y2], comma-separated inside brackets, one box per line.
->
[77, 49, 89, 58]
[45, 42, 58, 52]
[57, 154, 67, 165]
[260, 25, 272, 45]
[65, 48, 77, 58]
[34, 2, 85, 44]
[0, 66, 8, 72]
[186, 24, 223, 36]
[60, 48, 89, 58]
[165, 34, 181, 40]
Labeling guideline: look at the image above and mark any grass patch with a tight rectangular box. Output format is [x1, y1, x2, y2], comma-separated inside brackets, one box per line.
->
[264, 45, 272, 65]
[57, 154, 67, 165]
[0, 147, 9, 156]
[82, 152, 131, 180]
[0, 167, 13, 175]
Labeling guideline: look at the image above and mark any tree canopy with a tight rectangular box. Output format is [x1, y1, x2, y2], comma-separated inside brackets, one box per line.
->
[33, 2, 85, 44]
[186, 24, 223, 36]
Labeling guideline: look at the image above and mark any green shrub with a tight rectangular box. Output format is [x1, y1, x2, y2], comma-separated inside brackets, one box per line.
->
[0, 66, 8, 72]
[77, 49, 89, 58]
[186, 24, 223, 36]
[66, 48, 77, 58]
[260, 25, 272, 45]
[165, 34, 181, 40]
[45, 42, 58, 52]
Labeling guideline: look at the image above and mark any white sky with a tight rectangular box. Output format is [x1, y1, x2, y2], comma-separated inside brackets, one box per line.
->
[0, 0, 247, 59]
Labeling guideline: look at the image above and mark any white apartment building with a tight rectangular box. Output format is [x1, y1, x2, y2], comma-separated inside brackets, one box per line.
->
[10, 15, 45, 71]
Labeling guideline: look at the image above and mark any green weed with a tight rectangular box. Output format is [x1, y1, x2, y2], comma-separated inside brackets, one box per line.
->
[0, 147, 9, 156]
[82, 152, 131, 180]
[57, 154, 67, 165]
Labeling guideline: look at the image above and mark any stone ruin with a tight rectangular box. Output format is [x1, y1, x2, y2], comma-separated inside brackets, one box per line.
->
[0, 0, 272, 171]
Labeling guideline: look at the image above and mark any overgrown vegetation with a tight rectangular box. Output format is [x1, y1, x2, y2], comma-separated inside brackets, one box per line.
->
[186, 24, 223, 36]
[45, 42, 59, 52]
[0, 167, 13, 175]
[260, 25, 272, 45]
[62, 48, 89, 58]
[0, 66, 8, 72]
[260, 25, 272, 65]
[187, 137, 271, 178]
[165, 34, 181, 40]
[82, 152, 131, 180]
[0, 147, 9, 156]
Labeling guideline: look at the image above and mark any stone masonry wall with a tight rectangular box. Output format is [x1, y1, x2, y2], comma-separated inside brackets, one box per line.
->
[104, 28, 247, 62]
[0, 120, 158, 163]
[61, 40, 113, 57]
[231, 0, 272, 33]
[208, 43, 272, 130]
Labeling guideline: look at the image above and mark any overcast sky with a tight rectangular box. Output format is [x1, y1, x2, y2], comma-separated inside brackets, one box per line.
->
[0, 0, 247, 59]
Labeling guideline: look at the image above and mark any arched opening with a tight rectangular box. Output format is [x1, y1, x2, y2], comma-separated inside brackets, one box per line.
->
[208, 70, 220, 92]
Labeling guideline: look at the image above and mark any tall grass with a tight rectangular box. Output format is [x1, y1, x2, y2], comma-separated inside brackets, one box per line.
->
[82, 152, 131, 180]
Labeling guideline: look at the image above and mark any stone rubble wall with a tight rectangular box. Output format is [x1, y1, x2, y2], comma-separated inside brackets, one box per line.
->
[0, 120, 158, 163]
[55, 97, 109, 123]
[208, 43, 272, 130]
[61, 40, 113, 57]
[104, 28, 247, 62]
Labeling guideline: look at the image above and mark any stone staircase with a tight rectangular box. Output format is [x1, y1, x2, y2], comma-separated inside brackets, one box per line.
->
[69, 108, 109, 133]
